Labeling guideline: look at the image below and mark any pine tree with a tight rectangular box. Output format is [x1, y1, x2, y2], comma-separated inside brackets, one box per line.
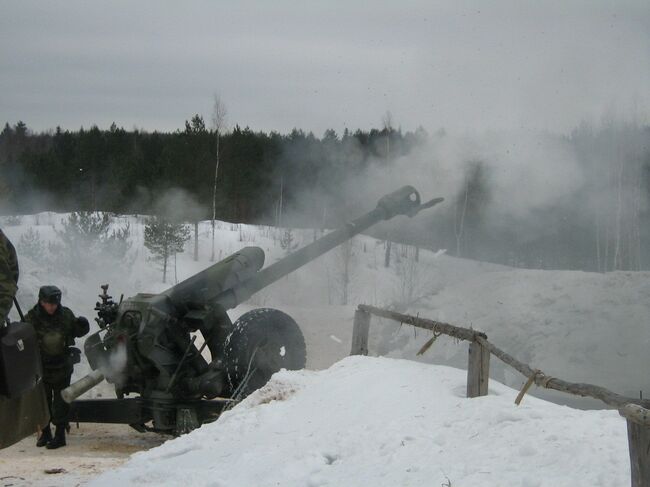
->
[144, 216, 190, 283]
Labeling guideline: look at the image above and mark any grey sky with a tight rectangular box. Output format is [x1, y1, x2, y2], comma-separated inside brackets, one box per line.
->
[1, 0, 648, 135]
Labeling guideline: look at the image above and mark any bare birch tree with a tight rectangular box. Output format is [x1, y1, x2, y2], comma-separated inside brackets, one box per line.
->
[381, 111, 394, 266]
[454, 177, 469, 257]
[276, 175, 284, 227]
[337, 239, 355, 305]
[210, 93, 228, 261]
[594, 123, 645, 272]
[382, 110, 393, 160]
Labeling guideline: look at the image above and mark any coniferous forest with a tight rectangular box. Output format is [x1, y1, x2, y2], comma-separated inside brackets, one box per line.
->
[1, 117, 649, 272]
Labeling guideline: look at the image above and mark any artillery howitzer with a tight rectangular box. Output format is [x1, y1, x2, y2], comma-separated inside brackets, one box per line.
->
[63, 186, 443, 435]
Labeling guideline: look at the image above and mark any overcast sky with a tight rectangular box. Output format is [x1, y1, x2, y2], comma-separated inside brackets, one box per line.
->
[1, 0, 648, 135]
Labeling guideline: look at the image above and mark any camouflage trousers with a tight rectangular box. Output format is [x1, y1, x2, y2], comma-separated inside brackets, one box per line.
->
[43, 375, 71, 426]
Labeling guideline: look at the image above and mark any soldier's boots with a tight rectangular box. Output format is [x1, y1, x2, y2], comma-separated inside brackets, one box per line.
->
[45, 424, 66, 449]
[36, 424, 52, 447]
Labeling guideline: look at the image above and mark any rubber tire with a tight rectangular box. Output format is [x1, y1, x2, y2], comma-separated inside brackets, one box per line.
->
[224, 308, 306, 399]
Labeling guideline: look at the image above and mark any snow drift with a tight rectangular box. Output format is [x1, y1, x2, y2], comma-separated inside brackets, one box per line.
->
[88, 356, 629, 487]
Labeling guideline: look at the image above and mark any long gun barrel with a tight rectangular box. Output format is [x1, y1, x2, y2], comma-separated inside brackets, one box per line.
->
[212, 186, 443, 310]
[163, 247, 265, 310]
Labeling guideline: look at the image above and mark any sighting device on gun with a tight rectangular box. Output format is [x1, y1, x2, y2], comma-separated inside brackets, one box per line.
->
[63, 186, 443, 435]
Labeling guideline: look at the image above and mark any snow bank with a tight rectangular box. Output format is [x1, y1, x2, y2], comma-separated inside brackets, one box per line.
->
[88, 356, 629, 487]
[378, 268, 650, 404]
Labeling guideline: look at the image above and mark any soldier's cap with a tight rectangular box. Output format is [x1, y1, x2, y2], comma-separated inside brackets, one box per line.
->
[39, 285, 62, 305]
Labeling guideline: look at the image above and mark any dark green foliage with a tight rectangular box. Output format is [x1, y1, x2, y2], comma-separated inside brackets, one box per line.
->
[104, 223, 133, 259]
[17, 227, 46, 263]
[144, 216, 190, 283]
[0, 121, 417, 223]
[57, 211, 111, 245]
[48, 212, 132, 277]
[279, 228, 298, 255]
[1, 119, 649, 271]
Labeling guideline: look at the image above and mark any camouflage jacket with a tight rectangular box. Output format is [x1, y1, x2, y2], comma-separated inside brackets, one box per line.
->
[25, 304, 87, 368]
[0, 229, 19, 321]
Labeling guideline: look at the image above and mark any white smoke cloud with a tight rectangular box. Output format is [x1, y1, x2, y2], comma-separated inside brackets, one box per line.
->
[334, 129, 584, 230]
[103, 340, 128, 387]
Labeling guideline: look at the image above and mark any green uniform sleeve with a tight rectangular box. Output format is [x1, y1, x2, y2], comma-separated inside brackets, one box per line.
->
[61, 307, 88, 339]
[0, 230, 19, 320]
[24, 308, 36, 325]
[75, 316, 90, 337]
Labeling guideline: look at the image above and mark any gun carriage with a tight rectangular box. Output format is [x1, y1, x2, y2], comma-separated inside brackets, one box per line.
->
[63, 186, 442, 435]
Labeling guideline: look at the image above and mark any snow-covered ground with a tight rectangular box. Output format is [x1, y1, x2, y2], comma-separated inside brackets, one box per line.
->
[0, 212, 647, 485]
[89, 356, 629, 487]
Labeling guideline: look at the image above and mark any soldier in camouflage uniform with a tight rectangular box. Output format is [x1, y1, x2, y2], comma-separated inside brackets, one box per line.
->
[0, 228, 18, 320]
[26, 285, 89, 449]
[1, 228, 49, 449]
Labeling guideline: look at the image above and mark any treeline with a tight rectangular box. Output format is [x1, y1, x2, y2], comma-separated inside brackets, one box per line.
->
[1, 118, 649, 272]
[0, 118, 423, 223]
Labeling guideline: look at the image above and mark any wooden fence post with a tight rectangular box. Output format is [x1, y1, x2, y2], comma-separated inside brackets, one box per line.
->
[467, 340, 490, 398]
[351, 309, 371, 356]
[628, 421, 650, 487]
[621, 404, 650, 487]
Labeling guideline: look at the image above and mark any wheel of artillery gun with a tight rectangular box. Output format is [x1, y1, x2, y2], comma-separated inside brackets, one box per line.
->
[224, 308, 306, 399]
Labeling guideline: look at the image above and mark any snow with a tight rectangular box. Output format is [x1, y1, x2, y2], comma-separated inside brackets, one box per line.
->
[1, 212, 647, 485]
[377, 268, 650, 406]
[88, 356, 629, 487]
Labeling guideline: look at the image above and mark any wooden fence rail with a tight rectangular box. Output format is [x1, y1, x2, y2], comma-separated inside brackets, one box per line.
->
[352, 304, 650, 487]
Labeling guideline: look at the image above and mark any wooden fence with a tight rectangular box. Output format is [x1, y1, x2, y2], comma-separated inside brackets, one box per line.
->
[351, 304, 650, 487]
